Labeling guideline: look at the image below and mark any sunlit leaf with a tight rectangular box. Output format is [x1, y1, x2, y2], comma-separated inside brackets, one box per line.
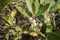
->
[15, 26, 22, 32]
[35, 0, 40, 14]
[46, 21, 52, 26]
[40, 0, 45, 5]
[45, 0, 51, 4]
[29, 31, 38, 36]
[57, 5, 60, 9]
[9, 29, 17, 36]
[15, 5, 30, 18]
[10, 9, 17, 17]
[46, 21, 52, 32]
[8, 16, 14, 25]
[48, 0, 55, 11]
[25, 0, 33, 14]
[14, 37, 19, 40]
[7, 10, 16, 25]
[50, 4, 57, 13]
[6, 33, 9, 40]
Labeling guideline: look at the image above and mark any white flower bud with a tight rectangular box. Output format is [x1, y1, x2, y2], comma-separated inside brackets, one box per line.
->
[24, 31, 28, 34]
[47, 18, 50, 21]
[39, 23, 43, 27]
[29, 17, 33, 21]
[29, 17, 37, 26]
[33, 22, 37, 26]
[32, 20, 36, 23]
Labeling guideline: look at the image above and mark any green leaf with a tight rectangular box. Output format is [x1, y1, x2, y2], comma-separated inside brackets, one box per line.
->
[36, 4, 49, 16]
[15, 5, 30, 18]
[0, 0, 11, 10]
[57, 0, 60, 5]
[15, 26, 22, 32]
[39, 32, 46, 37]
[49, 0, 55, 8]
[9, 29, 17, 36]
[46, 21, 52, 26]
[47, 32, 60, 40]
[6, 33, 9, 40]
[50, 5, 57, 13]
[40, 0, 45, 4]
[14, 37, 19, 40]
[46, 21, 52, 32]
[25, 0, 33, 14]
[15, 26, 23, 35]
[8, 16, 14, 26]
[35, 0, 40, 14]
[45, 0, 51, 4]
[48, 0, 55, 11]
[32, 3, 35, 14]
[55, 29, 60, 36]
[47, 29, 60, 40]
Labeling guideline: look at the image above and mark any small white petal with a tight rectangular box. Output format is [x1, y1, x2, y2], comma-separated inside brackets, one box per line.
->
[29, 17, 33, 20]
[32, 20, 36, 23]
[33, 23, 37, 26]
[39, 23, 43, 27]
[24, 31, 28, 34]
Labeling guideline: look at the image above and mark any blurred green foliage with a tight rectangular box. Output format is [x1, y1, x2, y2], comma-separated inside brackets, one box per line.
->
[0, 0, 60, 40]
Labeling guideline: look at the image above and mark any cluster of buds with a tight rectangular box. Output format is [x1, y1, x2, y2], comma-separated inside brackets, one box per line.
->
[29, 17, 43, 27]
[29, 17, 38, 26]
